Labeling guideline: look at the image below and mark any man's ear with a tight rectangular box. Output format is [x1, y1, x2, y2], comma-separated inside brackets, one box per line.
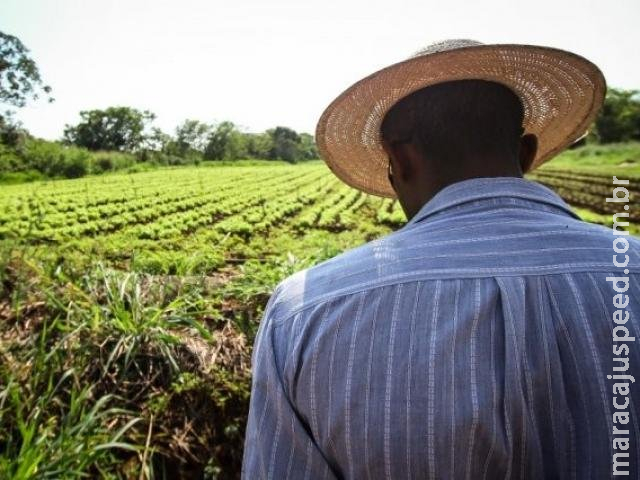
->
[389, 141, 418, 182]
[518, 133, 538, 173]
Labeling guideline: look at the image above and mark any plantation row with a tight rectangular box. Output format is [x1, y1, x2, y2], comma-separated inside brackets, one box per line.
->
[1, 162, 637, 247]
[527, 167, 639, 222]
[0, 164, 409, 243]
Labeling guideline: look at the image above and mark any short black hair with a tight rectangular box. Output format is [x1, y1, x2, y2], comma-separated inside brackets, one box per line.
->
[380, 79, 525, 164]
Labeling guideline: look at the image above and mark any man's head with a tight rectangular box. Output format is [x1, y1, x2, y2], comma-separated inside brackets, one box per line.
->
[380, 79, 538, 219]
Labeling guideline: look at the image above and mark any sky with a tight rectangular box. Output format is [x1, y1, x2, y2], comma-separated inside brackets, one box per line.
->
[2, 0, 639, 141]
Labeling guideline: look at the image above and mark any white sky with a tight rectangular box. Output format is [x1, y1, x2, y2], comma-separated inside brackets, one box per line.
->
[2, 0, 639, 141]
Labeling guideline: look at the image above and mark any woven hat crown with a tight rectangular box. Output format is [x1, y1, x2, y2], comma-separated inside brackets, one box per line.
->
[315, 39, 607, 198]
[411, 39, 484, 57]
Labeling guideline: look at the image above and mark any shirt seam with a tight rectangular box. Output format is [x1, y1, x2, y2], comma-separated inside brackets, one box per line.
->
[269, 266, 640, 327]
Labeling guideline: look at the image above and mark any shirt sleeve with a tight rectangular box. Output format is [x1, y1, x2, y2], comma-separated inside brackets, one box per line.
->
[241, 286, 339, 479]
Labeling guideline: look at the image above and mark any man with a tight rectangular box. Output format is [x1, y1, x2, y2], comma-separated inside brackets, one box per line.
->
[242, 40, 640, 478]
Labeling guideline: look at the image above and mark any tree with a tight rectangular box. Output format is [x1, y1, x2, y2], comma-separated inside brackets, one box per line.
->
[63, 107, 155, 151]
[0, 110, 29, 147]
[299, 133, 319, 159]
[245, 132, 273, 159]
[204, 121, 246, 160]
[171, 119, 211, 156]
[0, 31, 53, 108]
[268, 126, 301, 162]
[593, 88, 640, 143]
[143, 127, 172, 152]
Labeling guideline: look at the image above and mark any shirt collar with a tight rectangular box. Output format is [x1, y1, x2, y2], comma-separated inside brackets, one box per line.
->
[404, 176, 581, 227]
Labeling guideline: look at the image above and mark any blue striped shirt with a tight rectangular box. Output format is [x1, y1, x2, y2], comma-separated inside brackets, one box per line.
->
[241, 176, 640, 479]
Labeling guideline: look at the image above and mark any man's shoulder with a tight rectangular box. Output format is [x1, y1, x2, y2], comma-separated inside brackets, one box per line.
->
[266, 219, 478, 320]
[267, 231, 405, 322]
[267, 215, 640, 324]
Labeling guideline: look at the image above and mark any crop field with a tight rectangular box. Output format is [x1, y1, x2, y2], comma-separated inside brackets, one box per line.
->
[0, 145, 638, 478]
[0, 163, 399, 246]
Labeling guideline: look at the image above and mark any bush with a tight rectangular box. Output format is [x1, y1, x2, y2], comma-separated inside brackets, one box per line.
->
[0, 142, 22, 172]
[61, 149, 89, 178]
[0, 139, 146, 181]
[90, 151, 137, 173]
[94, 154, 114, 172]
[593, 88, 640, 143]
[16, 138, 90, 178]
[135, 149, 186, 167]
[0, 169, 44, 184]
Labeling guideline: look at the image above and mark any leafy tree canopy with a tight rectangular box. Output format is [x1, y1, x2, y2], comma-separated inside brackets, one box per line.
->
[267, 126, 302, 163]
[63, 107, 155, 151]
[0, 31, 53, 108]
[593, 88, 640, 143]
[173, 119, 211, 155]
[204, 121, 244, 160]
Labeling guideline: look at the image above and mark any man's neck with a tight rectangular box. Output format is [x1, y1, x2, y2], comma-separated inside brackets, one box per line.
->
[408, 166, 524, 219]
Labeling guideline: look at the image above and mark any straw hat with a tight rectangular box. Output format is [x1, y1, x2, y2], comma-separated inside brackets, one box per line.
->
[315, 39, 606, 198]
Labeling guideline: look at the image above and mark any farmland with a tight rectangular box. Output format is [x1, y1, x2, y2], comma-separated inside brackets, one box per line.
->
[0, 143, 638, 478]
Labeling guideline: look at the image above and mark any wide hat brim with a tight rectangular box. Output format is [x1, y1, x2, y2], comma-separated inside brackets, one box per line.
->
[315, 43, 606, 198]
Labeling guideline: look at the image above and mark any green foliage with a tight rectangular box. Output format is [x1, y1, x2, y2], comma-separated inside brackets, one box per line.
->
[244, 132, 273, 159]
[143, 127, 172, 152]
[0, 257, 254, 478]
[592, 88, 640, 143]
[91, 151, 139, 173]
[0, 31, 53, 108]
[131, 250, 225, 275]
[0, 306, 140, 478]
[19, 138, 91, 178]
[204, 121, 246, 161]
[63, 107, 156, 152]
[0, 141, 22, 172]
[267, 125, 301, 162]
[0, 110, 29, 147]
[170, 119, 211, 157]
[0, 169, 44, 184]
[540, 141, 640, 174]
[1, 101, 319, 183]
[258, 126, 319, 162]
[299, 132, 319, 159]
[0, 137, 144, 182]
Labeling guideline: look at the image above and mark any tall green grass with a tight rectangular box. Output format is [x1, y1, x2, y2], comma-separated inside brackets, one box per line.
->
[542, 141, 640, 176]
[0, 255, 263, 478]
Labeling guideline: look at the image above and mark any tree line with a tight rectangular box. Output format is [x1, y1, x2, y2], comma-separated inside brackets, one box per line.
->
[1, 29, 640, 183]
[61, 108, 318, 163]
[0, 106, 319, 182]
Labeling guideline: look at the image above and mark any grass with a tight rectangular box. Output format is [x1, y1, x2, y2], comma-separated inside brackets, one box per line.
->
[1, 258, 258, 478]
[539, 141, 640, 177]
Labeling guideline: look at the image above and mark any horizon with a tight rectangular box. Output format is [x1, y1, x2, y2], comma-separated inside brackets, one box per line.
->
[2, 0, 640, 141]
